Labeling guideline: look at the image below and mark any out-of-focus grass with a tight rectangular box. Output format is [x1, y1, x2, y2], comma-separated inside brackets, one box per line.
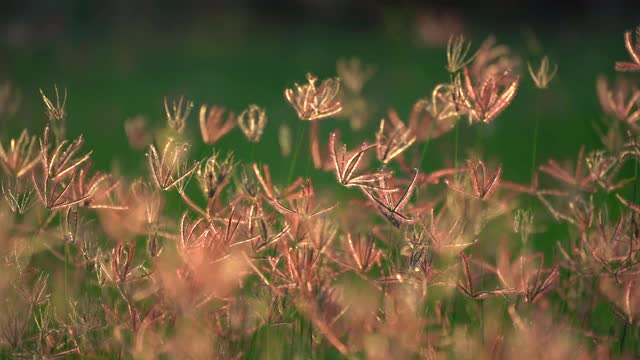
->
[0, 22, 631, 357]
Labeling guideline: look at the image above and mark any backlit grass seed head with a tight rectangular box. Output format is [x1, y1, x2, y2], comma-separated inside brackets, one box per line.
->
[496, 251, 560, 303]
[418, 84, 463, 138]
[131, 179, 163, 224]
[471, 36, 521, 83]
[39, 85, 66, 122]
[164, 96, 194, 134]
[445, 160, 502, 200]
[527, 56, 558, 89]
[71, 166, 124, 209]
[40, 85, 67, 142]
[147, 138, 198, 191]
[345, 233, 382, 273]
[197, 150, 235, 199]
[33, 126, 94, 209]
[238, 104, 267, 143]
[329, 132, 390, 191]
[359, 169, 418, 227]
[1, 177, 35, 214]
[124, 115, 152, 150]
[408, 208, 476, 255]
[38, 126, 92, 181]
[147, 232, 162, 258]
[108, 242, 144, 283]
[616, 25, 640, 72]
[336, 57, 376, 94]
[596, 76, 640, 127]
[446, 34, 477, 73]
[585, 150, 624, 191]
[375, 117, 416, 164]
[285, 73, 342, 121]
[238, 163, 259, 199]
[200, 105, 236, 145]
[513, 209, 535, 244]
[455, 67, 519, 124]
[0, 129, 39, 178]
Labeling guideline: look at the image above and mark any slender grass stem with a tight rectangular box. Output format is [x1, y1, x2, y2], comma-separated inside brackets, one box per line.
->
[530, 117, 539, 181]
[64, 241, 68, 305]
[620, 322, 628, 355]
[418, 128, 433, 171]
[179, 191, 207, 218]
[288, 122, 305, 185]
[454, 122, 460, 169]
[251, 142, 257, 161]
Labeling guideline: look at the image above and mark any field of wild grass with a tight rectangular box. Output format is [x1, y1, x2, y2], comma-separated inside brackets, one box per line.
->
[0, 17, 640, 359]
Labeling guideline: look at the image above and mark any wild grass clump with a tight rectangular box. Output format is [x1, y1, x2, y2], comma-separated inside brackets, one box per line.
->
[0, 25, 639, 359]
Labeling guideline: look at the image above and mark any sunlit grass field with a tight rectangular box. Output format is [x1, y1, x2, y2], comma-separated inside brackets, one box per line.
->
[1, 15, 639, 358]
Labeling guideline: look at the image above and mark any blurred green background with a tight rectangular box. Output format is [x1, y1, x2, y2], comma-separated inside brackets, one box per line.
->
[0, 1, 636, 189]
[0, 2, 639, 357]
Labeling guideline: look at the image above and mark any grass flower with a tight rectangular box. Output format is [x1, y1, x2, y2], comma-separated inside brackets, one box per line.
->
[615, 25, 640, 72]
[336, 57, 375, 94]
[360, 169, 418, 227]
[446, 34, 476, 73]
[0, 129, 39, 178]
[196, 150, 235, 199]
[528, 55, 558, 89]
[445, 160, 502, 200]
[375, 116, 416, 164]
[147, 138, 198, 191]
[596, 76, 640, 128]
[238, 104, 267, 143]
[454, 67, 519, 124]
[164, 96, 194, 134]
[39, 85, 66, 122]
[200, 105, 236, 145]
[285, 73, 342, 121]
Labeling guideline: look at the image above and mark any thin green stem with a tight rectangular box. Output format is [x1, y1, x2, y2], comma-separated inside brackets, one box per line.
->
[530, 116, 540, 182]
[287, 122, 305, 185]
[620, 322, 628, 355]
[251, 142, 257, 161]
[454, 123, 460, 169]
[418, 129, 433, 171]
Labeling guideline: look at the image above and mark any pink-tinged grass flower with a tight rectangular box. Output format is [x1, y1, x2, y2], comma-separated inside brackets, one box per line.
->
[375, 114, 416, 165]
[328, 132, 388, 191]
[146, 138, 198, 191]
[336, 57, 375, 94]
[271, 179, 335, 220]
[124, 116, 152, 150]
[39, 85, 66, 122]
[528, 55, 558, 89]
[196, 150, 234, 200]
[285, 73, 342, 121]
[454, 67, 519, 124]
[446, 34, 476, 73]
[493, 245, 560, 303]
[164, 96, 193, 134]
[238, 104, 267, 143]
[0, 129, 39, 178]
[70, 165, 125, 210]
[199, 105, 236, 145]
[342, 233, 382, 273]
[445, 160, 502, 200]
[615, 25, 640, 72]
[596, 76, 640, 128]
[32, 126, 93, 210]
[600, 277, 640, 325]
[360, 169, 418, 228]
[470, 36, 521, 83]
